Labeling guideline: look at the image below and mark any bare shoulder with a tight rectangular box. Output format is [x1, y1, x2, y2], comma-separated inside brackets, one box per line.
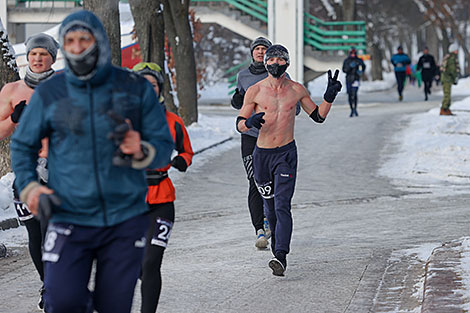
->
[0, 80, 20, 95]
[289, 79, 309, 94]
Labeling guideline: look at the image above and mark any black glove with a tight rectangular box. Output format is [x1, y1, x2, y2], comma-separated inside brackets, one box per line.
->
[245, 112, 265, 129]
[171, 155, 188, 172]
[231, 88, 244, 110]
[323, 69, 342, 103]
[11, 100, 27, 123]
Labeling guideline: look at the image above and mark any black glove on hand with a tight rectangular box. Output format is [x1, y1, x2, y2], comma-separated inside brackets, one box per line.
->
[171, 155, 188, 172]
[323, 69, 342, 103]
[231, 88, 244, 110]
[245, 112, 265, 129]
[11, 100, 27, 123]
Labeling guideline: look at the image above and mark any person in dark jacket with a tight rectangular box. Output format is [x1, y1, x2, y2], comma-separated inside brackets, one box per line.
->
[11, 10, 174, 313]
[342, 47, 365, 117]
[133, 62, 194, 313]
[391, 46, 411, 101]
[417, 47, 437, 101]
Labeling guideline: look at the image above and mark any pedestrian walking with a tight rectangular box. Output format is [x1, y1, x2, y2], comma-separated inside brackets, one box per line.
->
[132, 62, 194, 313]
[440, 43, 459, 116]
[391, 46, 411, 101]
[417, 47, 437, 101]
[0, 32, 59, 311]
[342, 47, 365, 117]
[236, 45, 341, 276]
[10, 10, 174, 313]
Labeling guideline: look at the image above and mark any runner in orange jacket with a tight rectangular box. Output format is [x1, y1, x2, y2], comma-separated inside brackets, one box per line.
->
[133, 62, 194, 313]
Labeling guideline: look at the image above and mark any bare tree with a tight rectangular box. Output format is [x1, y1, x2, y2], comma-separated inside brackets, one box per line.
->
[0, 21, 20, 176]
[84, 0, 121, 66]
[129, 0, 177, 113]
[162, 0, 198, 125]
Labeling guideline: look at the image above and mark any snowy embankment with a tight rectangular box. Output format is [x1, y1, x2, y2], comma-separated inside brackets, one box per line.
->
[379, 78, 470, 195]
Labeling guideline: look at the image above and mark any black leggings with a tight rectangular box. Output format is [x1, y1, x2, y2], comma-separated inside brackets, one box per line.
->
[348, 88, 358, 112]
[395, 71, 406, 96]
[141, 202, 175, 313]
[241, 134, 265, 233]
[13, 181, 44, 282]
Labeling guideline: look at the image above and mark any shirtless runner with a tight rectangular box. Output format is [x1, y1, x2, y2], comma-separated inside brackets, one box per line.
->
[0, 33, 58, 310]
[236, 44, 342, 276]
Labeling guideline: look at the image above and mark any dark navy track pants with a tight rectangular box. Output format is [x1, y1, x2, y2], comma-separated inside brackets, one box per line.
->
[253, 140, 297, 254]
[43, 214, 148, 313]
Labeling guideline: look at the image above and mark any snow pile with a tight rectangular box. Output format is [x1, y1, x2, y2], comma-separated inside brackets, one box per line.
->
[436, 76, 470, 97]
[379, 94, 470, 195]
[0, 173, 16, 222]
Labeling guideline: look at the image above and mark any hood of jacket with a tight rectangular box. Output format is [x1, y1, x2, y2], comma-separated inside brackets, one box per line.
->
[59, 10, 112, 86]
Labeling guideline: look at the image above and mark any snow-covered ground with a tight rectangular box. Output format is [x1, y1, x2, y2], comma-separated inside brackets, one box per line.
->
[379, 76, 470, 195]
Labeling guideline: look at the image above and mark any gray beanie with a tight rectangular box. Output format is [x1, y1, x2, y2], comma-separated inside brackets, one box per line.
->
[26, 33, 59, 62]
[250, 37, 272, 55]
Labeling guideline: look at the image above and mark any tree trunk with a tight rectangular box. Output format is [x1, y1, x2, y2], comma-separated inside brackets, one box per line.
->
[342, 0, 355, 21]
[163, 0, 198, 125]
[84, 0, 121, 66]
[371, 42, 383, 80]
[129, 0, 177, 113]
[425, 25, 439, 62]
[0, 21, 20, 177]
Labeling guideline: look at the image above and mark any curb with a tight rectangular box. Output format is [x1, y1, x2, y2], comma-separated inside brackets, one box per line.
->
[421, 239, 466, 312]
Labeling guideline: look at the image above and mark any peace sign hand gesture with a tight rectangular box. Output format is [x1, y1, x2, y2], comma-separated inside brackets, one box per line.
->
[323, 69, 342, 103]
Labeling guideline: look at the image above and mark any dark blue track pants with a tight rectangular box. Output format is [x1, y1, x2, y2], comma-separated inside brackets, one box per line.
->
[253, 140, 297, 254]
[43, 214, 148, 313]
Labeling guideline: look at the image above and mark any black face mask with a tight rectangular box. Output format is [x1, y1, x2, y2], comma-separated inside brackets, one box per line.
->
[266, 63, 287, 78]
[64, 43, 99, 79]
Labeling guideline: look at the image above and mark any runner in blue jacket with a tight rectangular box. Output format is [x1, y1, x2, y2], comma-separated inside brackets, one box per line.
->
[391, 46, 411, 101]
[11, 10, 174, 313]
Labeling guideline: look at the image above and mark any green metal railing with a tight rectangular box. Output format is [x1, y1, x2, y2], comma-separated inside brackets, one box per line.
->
[192, 0, 267, 22]
[304, 12, 366, 51]
[16, 0, 82, 7]
[192, 0, 367, 93]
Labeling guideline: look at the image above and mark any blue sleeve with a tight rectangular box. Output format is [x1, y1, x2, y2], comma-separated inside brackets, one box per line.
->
[139, 83, 174, 169]
[405, 55, 411, 65]
[10, 91, 47, 193]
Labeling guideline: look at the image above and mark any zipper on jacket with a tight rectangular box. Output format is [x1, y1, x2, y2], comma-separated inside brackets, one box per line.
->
[88, 83, 108, 226]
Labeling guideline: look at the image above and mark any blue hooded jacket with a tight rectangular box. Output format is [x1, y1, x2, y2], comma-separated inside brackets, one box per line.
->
[11, 10, 174, 227]
[391, 53, 411, 72]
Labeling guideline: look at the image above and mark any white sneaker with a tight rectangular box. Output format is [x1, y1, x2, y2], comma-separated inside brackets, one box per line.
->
[264, 218, 271, 239]
[255, 229, 268, 249]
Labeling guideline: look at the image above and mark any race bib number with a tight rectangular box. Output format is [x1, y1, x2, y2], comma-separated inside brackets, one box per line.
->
[256, 180, 274, 199]
[352, 80, 360, 87]
[14, 200, 34, 221]
[396, 62, 403, 67]
[151, 218, 173, 248]
[423, 62, 431, 69]
[42, 224, 72, 263]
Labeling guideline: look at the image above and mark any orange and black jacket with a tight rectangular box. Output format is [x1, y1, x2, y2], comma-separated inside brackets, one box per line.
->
[146, 110, 193, 204]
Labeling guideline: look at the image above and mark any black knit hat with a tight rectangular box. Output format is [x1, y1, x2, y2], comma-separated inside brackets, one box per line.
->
[250, 37, 272, 55]
[264, 44, 290, 64]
